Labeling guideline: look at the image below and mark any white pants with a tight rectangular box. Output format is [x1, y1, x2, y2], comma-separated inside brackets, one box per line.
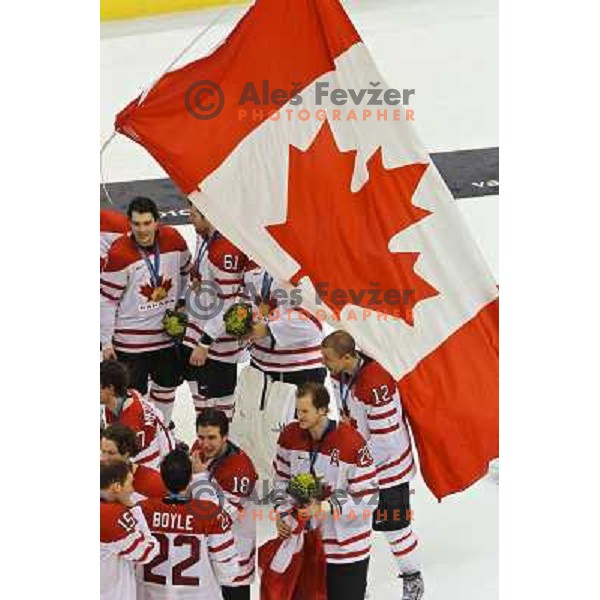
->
[229, 365, 297, 481]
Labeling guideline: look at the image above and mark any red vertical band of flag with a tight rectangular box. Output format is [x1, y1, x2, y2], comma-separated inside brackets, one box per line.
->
[116, 0, 360, 194]
[399, 298, 499, 499]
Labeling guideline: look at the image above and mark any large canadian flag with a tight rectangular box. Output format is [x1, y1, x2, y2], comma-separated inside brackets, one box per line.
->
[115, 0, 499, 499]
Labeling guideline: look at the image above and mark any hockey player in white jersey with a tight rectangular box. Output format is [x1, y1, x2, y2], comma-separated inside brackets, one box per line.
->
[182, 202, 254, 420]
[100, 196, 191, 424]
[101, 360, 175, 471]
[100, 459, 159, 600]
[190, 408, 259, 600]
[321, 330, 424, 600]
[136, 449, 241, 600]
[229, 269, 326, 480]
[101, 423, 168, 503]
[272, 382, 378, 600]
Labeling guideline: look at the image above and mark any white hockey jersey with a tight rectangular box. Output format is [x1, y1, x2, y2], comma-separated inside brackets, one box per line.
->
[190, 439, 259, 586]
[184, 231, 254, 364]
[100, 501, 158, 600]
[100, 226, 191, 354]
[136, 496, 241, 600]
[273, 421, 379, 565]
[331, 355, 416, 489]
[246, 270, 324, 373]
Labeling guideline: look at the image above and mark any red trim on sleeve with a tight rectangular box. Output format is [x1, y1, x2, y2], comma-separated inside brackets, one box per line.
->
[118, 533, 143, 557]
[101, 278, 126, 290]
[367, 408, 397, 421]
[209, 537, 235, 553]
[370, 423, 400, 435]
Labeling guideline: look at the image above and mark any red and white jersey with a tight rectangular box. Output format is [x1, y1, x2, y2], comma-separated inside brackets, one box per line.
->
[131, 465, 168, 504]
[100, 226, 192, 354]
[136, 497, 240, 600]
[105, 389, 175, 470]
[184, 232, 253, 364]
[273, 421, 378, 565]
[244, 268, 324, 373]
[190, 440, 259, 586]
[100, 210, 129, 271]
[331, 355, 416, 490]
[251, 306, 324, 373]
[101, 501, 158, 600]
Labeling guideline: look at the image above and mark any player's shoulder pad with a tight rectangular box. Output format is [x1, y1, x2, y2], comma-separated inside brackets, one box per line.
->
[100, 502, 134, 542]
[277, 422, 307, 450]
[245, 258, 260, 271]
[157, 225, 188, 253]
[221, 449, 259, 483]
[209, 236, 249, 273]
[354, 360, 396, 404]
[134, 466, 166, 497]
[123, 391, 146, 421]
[198, 502, 233, 534]
[137, 496, 159, 514]
[103, 234, 139, 273]
[329, 422, 370, 464]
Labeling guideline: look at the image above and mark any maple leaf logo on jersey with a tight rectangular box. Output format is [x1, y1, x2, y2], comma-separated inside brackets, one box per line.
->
[139, 275, 173, 302]
[267, 121, 439, 325]
[329, 448, 340, 467]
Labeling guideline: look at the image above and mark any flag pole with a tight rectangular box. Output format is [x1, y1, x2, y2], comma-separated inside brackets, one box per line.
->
[100, 130, 117, 205]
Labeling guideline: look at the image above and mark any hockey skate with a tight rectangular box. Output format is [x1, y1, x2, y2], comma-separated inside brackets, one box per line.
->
[401, 571, 424, 600]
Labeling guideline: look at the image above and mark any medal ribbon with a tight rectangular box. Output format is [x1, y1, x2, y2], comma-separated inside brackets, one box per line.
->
[136, 238, 161, 288]
[195, 230, 220, 275]
[339, 356, 364, 417]
[260, 271, 274, 303]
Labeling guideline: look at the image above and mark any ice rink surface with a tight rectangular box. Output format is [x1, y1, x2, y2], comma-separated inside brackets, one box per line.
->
[101, 1, 499, 597]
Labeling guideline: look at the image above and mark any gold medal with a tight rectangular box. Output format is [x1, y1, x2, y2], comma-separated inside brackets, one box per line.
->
[191, 276, 202, 292]
[151, 287, 167, 302]
[258, 301, 271, 318]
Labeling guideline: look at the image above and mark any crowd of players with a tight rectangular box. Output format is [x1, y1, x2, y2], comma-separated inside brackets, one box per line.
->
[100, 197, 425, 600]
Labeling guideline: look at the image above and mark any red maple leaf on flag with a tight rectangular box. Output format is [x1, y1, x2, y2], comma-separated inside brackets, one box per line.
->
[267, 121, 439, 325]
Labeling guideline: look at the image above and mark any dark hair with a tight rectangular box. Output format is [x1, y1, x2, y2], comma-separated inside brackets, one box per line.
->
[100, 459, 132, 490]
[127, 196, 160, 221]
[100, 360, 129, 398]
[187, 199, 204, 217]
[196, 408, 229, 436]
[102, 423, 139, 458]
[321, 330, 357, 358]
[296, 381, 330, 412]
[160, 449, 192, 494]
